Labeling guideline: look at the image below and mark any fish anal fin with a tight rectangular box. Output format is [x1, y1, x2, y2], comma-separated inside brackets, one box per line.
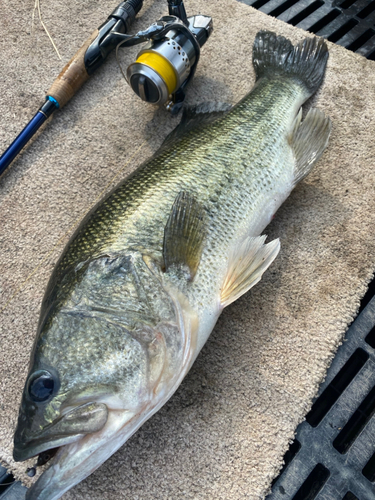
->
[291, 107, 331, 186]
[163, 191, 207, 281]
[221, 236, 280, 308]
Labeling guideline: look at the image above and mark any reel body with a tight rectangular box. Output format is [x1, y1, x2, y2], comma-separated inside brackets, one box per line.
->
[127, 15, 212, 112]
[84, 0, 213, 113]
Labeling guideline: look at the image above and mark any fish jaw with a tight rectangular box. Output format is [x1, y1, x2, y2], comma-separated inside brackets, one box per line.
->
[13, 402, 109, 463]
[25, 408, 138, 500]
[21, 279, 202, 500]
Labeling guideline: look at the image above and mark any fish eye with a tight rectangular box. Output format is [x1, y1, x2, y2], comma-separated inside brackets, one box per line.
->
[27, 370, 56, 402]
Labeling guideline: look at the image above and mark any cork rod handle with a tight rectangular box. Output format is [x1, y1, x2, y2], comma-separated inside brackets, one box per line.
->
[47, 30, 99, 109]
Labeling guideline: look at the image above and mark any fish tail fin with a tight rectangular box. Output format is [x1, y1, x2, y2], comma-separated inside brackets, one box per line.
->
[253, 31, 329, 98]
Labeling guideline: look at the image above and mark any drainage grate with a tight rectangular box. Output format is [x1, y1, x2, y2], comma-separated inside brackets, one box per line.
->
[240, 0, 375, 59]
[266, 289, 375, 500]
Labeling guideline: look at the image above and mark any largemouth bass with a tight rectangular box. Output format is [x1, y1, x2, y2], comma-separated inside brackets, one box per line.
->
[13, 31, 331, 499]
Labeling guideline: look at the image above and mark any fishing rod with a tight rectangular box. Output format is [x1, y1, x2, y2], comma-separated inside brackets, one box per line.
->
[0, 0, 213, 176]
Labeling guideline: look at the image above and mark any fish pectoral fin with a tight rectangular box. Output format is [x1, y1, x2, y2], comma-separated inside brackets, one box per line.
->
[291, 107, 332, 186]
[161, 102, 232, 150]
[163, 191, 207, 281]
[220, 236, 280, 308]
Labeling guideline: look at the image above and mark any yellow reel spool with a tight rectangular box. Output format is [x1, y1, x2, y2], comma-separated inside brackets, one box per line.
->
[135, 52, 178, 95]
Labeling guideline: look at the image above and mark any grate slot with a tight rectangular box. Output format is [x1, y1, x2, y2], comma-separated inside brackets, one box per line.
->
[333, 383, 375, 454]
[342, 493, 359, 500]
[357, 0, 375, 18]
[362, 450, 375, 482]
[357, 38, 375, 56]
[327, 18, 359, 42]
[291, 464, 330, 500]
[288, 1, 325, 25]
[339, 0, 359, 8]
[310, 10, 351, 37]
[346, 28, 375, 51]
[268, 0, 302, 17]
[368, 48, 375, 59]
[352, 28, 375, 55]
[251, 0, 290, 13]
[308, 8, 342, 33]
[366, 325, 375, 349]
[358, 279, 375, 315]
[250, 0, 271, 10]
[306, 348, 369, 428]
[333, 22, 374, 48]
[275, 0, 322, 22]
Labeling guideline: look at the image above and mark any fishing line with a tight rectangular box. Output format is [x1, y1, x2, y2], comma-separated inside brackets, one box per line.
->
[0, 141, 146, 315]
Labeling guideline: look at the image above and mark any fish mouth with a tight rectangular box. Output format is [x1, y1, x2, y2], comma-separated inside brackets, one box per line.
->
[14, 434, 82, 463]
[13, 402, 109, 462]
[24, 407, 140, 500]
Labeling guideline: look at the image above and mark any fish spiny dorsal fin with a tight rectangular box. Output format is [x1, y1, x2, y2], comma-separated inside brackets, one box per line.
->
[163, 191, 207, 281]
[290, 108, 331, 186]
[220, 236, 280, 308]
[161, 102, 232, 150]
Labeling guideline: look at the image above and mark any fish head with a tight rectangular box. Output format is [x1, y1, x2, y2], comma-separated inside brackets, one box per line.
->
[13, 251, 192, 499]
[13, 365, 109, 462]
[13, 315, 146, 500]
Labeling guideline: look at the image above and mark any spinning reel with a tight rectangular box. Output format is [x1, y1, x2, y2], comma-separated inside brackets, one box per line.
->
[0, 0, 213, 173]
[85, 0, 213, 114]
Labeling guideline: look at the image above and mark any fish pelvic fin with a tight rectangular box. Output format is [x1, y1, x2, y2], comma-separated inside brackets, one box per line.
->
[291, 108, 332, 185]
[163, 191, 207, 281]
[253, 30, 329, 98]
[220, 235, 280, 308]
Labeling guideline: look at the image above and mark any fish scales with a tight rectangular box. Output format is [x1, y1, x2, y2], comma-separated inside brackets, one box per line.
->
[13, 31, 332, 500]
[53, 79, 301, 302]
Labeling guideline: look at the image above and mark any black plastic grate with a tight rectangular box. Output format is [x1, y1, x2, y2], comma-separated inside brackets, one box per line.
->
[0, 467, 25, 500]
[266, 291, 375, 500]
[241, 0, 375, 58]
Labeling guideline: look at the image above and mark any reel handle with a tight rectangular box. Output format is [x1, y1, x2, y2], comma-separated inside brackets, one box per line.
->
[47, 30, 99, 109]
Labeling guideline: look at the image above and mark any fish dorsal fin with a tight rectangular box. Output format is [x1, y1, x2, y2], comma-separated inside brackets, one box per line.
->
[290, 107, 331, 186]
[161, 102, 232, 149]
[163, 191, 207, 281]
[221, 236, 280, 308]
